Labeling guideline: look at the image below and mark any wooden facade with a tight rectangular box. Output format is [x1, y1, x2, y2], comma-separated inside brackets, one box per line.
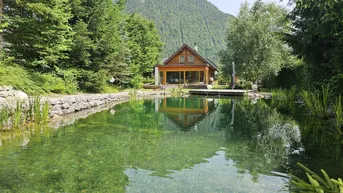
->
[155, 44, 218, 85]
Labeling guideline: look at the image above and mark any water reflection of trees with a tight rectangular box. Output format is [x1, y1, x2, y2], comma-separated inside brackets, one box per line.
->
[218, 99, 301, 181]
[0, 99, 224, 192]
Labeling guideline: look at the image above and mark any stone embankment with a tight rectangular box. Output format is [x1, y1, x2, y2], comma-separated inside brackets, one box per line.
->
[0, 86, 170, 119]
[44, 90, 169, 118]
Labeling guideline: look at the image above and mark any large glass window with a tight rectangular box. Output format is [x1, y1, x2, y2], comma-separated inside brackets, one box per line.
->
[166, 72, 184, 84]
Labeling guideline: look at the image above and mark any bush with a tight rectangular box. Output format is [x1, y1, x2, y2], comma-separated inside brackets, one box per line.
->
[242, 81, 253, 89]
[130, 75, 143, 89]
[77, 69, 106, 93]
[274, 60, 311, 90]
[0, 58, 44, 95]
[328, 74, 343, 96]
[56, 67, 79, 94]
[103, 84, 120, 93]
[217, 72, 231, 85]
[32, 73, 66, 93]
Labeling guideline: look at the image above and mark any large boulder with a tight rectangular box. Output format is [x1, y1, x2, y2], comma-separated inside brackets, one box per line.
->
[0, 87, 29, 109]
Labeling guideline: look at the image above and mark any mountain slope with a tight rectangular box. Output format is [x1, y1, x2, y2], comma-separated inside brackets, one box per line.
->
[126, 0, 233, 61]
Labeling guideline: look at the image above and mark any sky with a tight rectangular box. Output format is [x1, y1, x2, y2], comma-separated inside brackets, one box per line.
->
[207, 0, 290, 16]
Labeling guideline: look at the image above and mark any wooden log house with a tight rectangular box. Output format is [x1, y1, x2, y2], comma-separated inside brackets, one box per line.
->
[155, 44, 219, 85]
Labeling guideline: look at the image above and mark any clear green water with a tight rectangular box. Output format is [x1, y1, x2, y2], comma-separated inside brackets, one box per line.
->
[0, 97, 342, 193]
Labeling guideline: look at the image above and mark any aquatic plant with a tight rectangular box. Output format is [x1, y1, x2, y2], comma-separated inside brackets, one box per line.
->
[333, 95, 343, 134]
[291, 163, 343, 193]
[33, 95, 42, 124]
[300, 85, 332, 118]
[41, 101, 50, 124]
[13, 100, 23, 128]
[0, 106, 10, 130]
[27, 99, 33, 123]
[271, 86, 297, 109]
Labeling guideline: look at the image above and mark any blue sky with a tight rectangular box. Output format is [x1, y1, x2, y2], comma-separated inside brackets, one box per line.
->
[207, 0, 290, 16]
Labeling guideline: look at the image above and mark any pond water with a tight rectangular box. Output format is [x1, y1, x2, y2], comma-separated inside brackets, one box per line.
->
[0, 97, 342, 192]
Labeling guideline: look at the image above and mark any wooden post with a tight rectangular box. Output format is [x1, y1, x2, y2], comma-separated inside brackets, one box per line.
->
[205, 68, 209, 85]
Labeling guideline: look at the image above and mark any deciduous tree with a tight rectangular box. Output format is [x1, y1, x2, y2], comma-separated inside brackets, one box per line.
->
[220, 0, 294, 82]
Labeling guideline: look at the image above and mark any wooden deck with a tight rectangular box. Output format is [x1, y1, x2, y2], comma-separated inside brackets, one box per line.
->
[189, 89, 250, 96]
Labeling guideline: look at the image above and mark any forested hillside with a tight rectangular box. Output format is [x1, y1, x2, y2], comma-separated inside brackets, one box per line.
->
[0, 0, 163, 94]
[126, 0, 234, 60]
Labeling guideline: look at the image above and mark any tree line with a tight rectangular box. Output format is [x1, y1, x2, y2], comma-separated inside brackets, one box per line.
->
[220, 0, 343, 95]
[0, 0, 163, 94]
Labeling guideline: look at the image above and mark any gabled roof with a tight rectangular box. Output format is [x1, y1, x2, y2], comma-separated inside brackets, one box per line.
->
[163, 44, 219, 71]
[206, 58, 219, 71]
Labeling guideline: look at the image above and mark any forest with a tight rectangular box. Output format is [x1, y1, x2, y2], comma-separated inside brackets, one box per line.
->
[0, 0, 163, 94]
[126, 0, 234, 59]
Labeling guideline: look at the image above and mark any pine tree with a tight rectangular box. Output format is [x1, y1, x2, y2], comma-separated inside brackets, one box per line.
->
[4, 0, 74, 70]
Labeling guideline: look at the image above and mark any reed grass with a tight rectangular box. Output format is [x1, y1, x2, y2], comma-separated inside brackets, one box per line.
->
[13, 100, 23, 128]
[300, 85, 332, 118]
[271, 86, 297, 109]
[41, 101, 50, 124]
[0, 106, 10, 130]
[33, 95, 42, 124]
[27, 99, 33, 123]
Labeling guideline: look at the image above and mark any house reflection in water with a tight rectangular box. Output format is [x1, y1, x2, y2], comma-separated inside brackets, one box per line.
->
[156, 97, 218, 130]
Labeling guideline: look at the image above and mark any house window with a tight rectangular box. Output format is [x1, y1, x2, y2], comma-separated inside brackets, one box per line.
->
[188, 55, 194, 63]
[180, 55, 185, 63]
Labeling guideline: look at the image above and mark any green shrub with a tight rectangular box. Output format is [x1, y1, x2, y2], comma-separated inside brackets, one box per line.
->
[32, 73, 66, 93]
[242, 81, 253, 89]
[103, 84, 120, 93]
[275, 60, 310, 90]
[0, 58, 44, 95]
[328, 74, 343, 96]
[77, 69, 106, 93]
[56, 67, 79, 94]
[130, 75, 143, 89]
